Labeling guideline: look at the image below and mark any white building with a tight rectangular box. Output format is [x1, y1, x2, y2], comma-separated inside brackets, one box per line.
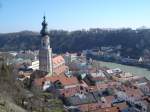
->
[28, 60, 39, 70]
[63, 53, 78, 65]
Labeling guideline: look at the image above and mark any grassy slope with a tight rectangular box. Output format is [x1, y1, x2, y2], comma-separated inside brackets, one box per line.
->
[0, 94, 26, 112]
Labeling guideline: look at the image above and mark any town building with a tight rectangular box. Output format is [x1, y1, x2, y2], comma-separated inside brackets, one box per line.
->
[28, 55, 68, 75]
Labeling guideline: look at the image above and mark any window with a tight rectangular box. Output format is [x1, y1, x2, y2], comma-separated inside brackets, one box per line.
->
[42, 40, 46, 47]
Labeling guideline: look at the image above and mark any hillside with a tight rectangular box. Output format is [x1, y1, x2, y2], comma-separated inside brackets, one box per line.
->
[0, 96, 26, 112]
[0, 62, 27, 112]
[0, 28, 150, 58]
[0, 60, 64, 112]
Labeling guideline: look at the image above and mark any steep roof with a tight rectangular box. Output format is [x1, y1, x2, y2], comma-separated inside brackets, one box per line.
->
[49, 74, 79, 86]
[52, 55, 65, 66]
[79, 103, 120, 112]
[34, 74, 79, 87]
[53, 65, 68, 75]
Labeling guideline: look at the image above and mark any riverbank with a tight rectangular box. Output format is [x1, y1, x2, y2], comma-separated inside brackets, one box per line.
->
[98, 60, 150, 80]
[86, 53, 150, 69]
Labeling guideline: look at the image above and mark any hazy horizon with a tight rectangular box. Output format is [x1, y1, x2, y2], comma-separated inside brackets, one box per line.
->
[1, 26, 150, 34]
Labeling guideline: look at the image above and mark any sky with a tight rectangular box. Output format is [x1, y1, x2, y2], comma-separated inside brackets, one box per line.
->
[0, 0, 150, 33]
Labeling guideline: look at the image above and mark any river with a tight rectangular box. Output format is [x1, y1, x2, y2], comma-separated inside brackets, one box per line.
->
[98, 61, 150, 80]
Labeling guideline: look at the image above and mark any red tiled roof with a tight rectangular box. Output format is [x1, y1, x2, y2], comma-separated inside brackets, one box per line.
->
[92, 77, 106, 81]
[98, 96, 114, 108]
[93, 107, 120, 112]
[53, 65, 68, 75]
[79, 103, 119, 112]
[78, 103, 100, 112]
[113, 102, 128, 110]
[88, 81, 118, 92]
[59, 86, 80, 97]
[121, 85, 144, 99]
[34, 74, 79, 87]
[50, 75, 79, 86]
[52, 55, 65, 65]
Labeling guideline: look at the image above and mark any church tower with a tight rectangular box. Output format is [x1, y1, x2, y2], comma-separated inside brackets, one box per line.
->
[39, 16, 53, 75]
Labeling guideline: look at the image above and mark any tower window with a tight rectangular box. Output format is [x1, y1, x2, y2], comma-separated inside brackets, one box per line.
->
[42, 40, 46, 47]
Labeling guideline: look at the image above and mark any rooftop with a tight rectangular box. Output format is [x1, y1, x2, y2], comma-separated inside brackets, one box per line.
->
[34, 74, 79, 87]
[53, 55, 65, 66]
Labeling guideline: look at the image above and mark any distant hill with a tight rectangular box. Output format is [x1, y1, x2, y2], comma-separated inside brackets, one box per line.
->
[0, 28, 150, 58]
[0, 31, 40, 51]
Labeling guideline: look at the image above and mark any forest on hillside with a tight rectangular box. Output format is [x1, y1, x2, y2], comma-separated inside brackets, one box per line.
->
[0, 28, 150, 58]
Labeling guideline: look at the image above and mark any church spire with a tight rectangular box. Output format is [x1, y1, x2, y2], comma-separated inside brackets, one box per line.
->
[39, 16, 53, 75]
[40, 16, 49, 36]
